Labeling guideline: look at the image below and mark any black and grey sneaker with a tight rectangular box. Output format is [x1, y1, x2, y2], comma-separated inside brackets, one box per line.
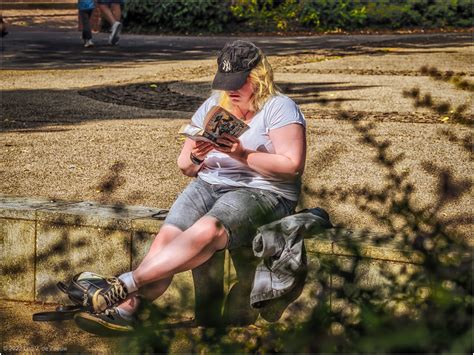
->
[74, 308, 134, 337]
[87, 276, 129, 313]
[65, 272, 129, 313]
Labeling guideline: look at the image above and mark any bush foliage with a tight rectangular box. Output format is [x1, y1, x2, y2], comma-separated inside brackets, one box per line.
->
[123, 0, 473, 34]
[123, 0, 233, 33]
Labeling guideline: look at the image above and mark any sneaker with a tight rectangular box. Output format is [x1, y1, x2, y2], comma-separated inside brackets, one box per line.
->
[61, 272, 114, 307]
[84, 39, 94, 48]
[108, 21, 122, 45]
[74, 308, 134, 337]
[82, 276, 129, 313]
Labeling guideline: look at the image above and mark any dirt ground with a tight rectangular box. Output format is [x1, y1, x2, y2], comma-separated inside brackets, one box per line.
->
[1, 300, 121, 353]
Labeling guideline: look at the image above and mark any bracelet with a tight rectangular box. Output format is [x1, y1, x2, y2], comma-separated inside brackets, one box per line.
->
[190, 153, 204, 165]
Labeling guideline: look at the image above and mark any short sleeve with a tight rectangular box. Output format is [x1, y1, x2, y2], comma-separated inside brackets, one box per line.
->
[191, 93, 220, 128]
[266, 95, 306, 131]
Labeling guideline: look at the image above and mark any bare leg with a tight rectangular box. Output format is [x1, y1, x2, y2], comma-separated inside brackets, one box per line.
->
[98, 4, 116, 26]
[118, 216, 227, 313]
[118, 279, 174, 314]
[133, 216, 228, 287]
[118, 225, 182, 313]
[110, 3, 122, 22]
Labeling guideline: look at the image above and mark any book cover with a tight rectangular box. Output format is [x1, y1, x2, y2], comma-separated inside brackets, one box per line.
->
[179, 106, 249, 145]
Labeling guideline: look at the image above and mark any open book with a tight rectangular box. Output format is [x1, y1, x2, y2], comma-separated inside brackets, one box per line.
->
[179, 106, 249, 145]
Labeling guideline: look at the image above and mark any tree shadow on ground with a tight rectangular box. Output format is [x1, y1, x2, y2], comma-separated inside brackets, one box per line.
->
[1, 81, 374, 131]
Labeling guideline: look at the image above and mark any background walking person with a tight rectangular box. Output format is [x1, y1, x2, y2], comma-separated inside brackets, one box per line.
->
[97, 0, 123, 45]
[78, 0, 95, 48]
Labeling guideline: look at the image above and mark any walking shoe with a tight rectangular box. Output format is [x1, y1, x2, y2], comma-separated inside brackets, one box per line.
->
[84, 39, 94, 48]
[109, 21, 122, 45]
[74, 308, 134, 337]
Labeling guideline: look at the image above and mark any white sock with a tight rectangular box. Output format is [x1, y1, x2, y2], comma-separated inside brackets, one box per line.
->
[118, 271, 138, 293]
[116, 306, 134, 321]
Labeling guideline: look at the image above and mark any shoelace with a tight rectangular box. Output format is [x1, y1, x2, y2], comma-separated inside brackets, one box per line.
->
[104, 307, 119, 319]
[102, 278, 128, 307]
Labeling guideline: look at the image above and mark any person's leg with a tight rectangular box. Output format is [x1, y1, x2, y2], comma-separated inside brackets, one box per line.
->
[79, 10, 92, 40]
[82, 180, 262, 314]
[102, 221, 225, 317]
[74, 180, 226, 336]
[107, 3, 122, 45]
[98, 4, 116, 26]
[132, 215, 228, 287]
[0, 15, 8, 37]
[126, 179, 223, 289]
[110, 3, 122, 22]
[128, 187, 295, 295]
[130, 187, 296, 290]
[117, 224, 182, 314]
[116, 179, 219, 314]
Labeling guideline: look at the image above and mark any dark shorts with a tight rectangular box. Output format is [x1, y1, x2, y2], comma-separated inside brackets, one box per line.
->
[164, 178, 297, 250]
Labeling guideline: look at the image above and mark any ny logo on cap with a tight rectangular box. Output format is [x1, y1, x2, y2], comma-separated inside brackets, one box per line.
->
[222, 59, 232, 72]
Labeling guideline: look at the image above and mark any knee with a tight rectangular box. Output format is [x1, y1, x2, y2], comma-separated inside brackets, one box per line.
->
[192, 217, 228, 247]
[148, 226, 181, 251]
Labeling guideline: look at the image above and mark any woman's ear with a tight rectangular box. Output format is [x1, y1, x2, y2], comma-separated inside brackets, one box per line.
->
[249, 79, 258, 93]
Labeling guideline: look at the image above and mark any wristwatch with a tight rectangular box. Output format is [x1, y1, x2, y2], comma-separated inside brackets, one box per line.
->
[190, 153, 204, 165]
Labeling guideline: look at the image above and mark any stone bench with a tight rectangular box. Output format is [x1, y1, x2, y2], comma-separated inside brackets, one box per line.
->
[0, 195, 422, 323]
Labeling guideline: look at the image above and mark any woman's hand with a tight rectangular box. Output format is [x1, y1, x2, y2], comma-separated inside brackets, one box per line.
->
[178, 139, 215, 177]
[191, 141, 215, 161]
[215, 133, 247, 161]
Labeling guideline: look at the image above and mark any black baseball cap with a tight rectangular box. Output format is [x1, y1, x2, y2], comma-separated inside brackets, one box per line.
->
[211, 40, 261, 91]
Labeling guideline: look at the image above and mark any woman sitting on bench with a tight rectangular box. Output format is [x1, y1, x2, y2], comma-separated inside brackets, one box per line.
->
[74, 40, 307, 335]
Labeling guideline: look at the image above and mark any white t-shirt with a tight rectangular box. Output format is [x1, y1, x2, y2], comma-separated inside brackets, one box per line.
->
[191, 93, 306, 201]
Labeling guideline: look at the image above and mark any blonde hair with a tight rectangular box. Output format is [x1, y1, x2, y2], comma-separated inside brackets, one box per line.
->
[217, 52, 280, 112]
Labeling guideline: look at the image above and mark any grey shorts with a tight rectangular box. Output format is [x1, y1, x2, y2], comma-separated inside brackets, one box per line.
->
[164, 178, 297, 250]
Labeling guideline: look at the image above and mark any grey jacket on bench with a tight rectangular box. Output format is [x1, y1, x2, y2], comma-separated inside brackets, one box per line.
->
[250, 207, 333, 309]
